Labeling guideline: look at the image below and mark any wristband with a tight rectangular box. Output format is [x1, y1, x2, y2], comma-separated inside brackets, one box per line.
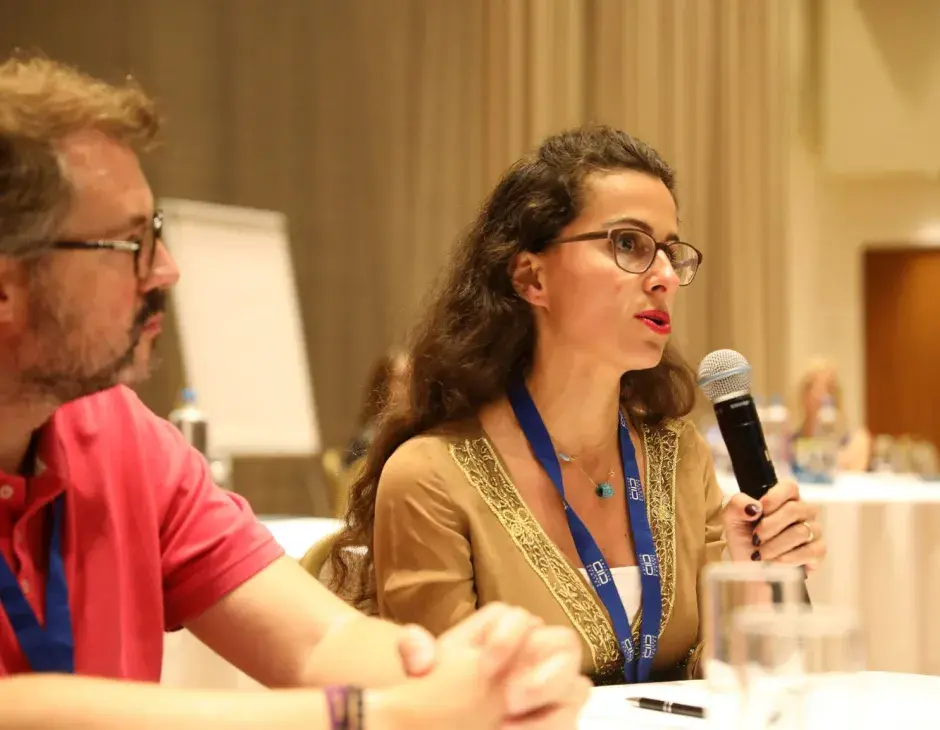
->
[347, 687, 364, 730]
[325, 685, 348, 730]
[325, 685, 364, 730]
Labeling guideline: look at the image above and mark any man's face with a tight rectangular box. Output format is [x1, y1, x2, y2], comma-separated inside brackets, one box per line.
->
[10, 129, 179, 404]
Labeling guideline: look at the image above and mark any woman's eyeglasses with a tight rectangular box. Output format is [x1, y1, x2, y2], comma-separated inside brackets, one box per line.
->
[555, 227, 703, 286]
[51, 210, 164, 280]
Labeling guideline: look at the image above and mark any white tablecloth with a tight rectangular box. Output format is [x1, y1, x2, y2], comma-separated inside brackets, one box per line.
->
[718, 473, 940, 675]
[579, 673, 940, 728]
[254, 515, 343, 560]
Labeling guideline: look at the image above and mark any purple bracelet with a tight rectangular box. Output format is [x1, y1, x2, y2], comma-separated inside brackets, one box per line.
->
[325, 686, 363, 730]
[325, 685, 348, 730]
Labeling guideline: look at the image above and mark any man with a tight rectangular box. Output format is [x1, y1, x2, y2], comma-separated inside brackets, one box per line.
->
[0, 55, 589, 729]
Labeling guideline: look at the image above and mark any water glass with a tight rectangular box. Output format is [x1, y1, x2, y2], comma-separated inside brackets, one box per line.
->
[733, 604, 866, 729]
[701, 562, 806, 726]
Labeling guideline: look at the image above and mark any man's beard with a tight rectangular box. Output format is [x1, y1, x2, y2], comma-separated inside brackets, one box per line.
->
[19, 289, 167, 405]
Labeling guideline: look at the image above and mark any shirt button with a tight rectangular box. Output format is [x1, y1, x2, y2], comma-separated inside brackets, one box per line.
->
[20, 579, 29, 594]
[0, 485, 13, 500]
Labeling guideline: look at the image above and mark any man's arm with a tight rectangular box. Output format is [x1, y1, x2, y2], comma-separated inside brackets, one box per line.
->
[142, 393, 584, 709]
[0, 625, 590, 730]
[184, 555, 592, 730]
[132, 388, 414, 688]
[185, 555, 421, 688]
[0, 674, 392, 730]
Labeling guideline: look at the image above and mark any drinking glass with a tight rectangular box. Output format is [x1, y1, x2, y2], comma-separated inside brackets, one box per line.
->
[701, 562, 805, 727]
[733, 604, 866, 729]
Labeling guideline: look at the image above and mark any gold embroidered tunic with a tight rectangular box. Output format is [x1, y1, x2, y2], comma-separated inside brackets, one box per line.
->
[372, 418, 726, 683]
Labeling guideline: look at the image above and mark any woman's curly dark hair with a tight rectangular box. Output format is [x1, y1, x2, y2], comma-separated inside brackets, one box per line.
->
[328, 125, 697, 608]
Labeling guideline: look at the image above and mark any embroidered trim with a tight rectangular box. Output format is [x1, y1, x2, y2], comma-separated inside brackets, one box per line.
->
[450, 438, 621, 677]
[631, 419, 681, 641]
[449, 420, 681, 680]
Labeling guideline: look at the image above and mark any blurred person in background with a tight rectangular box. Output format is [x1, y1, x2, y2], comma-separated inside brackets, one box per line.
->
[329, 126, 827, 685]
[0, 54, 589, 729]
[793, 357, 871, 472]
[321, 349, 408, 516]
[344, 349, 410, 468]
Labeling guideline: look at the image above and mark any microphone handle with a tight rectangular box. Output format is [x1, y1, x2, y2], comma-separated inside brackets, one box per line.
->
[713, 394, 777, 500]
[713, 394, 811, 605]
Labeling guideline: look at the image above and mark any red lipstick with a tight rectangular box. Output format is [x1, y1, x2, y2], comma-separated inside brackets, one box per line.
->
[635, 309, 671, 335]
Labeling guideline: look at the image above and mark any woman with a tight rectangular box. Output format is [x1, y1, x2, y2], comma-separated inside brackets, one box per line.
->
[343, 349, 410, 468]
[330, 126, 826, 684]
[793, 357, 871, 472]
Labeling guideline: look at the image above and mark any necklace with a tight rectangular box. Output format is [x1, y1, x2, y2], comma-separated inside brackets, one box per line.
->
[557, 450, 616, 499]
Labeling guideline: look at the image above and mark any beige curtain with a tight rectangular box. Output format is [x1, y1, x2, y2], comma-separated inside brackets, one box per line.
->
[0, 0, 790, 512]
[478, 0, 791, 396]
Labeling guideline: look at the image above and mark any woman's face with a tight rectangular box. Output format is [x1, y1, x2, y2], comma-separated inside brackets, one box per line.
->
[804, 369, 838, 414]
[521, 170, 681, 374]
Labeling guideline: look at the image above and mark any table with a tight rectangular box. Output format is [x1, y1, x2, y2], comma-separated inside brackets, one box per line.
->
[578, 673, 940, 728]
[253, 515, 343, 560]
[718, 472, 940, 675]
[161, 516, 341, 689]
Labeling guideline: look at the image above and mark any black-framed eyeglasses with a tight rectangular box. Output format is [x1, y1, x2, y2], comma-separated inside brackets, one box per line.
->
[555, 227, 703, 286]
[51, 210, 164, 280]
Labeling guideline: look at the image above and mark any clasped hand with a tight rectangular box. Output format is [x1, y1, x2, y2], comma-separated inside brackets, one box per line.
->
[395, 604, 590, 730]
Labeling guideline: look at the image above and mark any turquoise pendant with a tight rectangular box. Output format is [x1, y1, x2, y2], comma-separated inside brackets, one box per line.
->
[595, 482, 615, 499]
[559, 452, 574, 463]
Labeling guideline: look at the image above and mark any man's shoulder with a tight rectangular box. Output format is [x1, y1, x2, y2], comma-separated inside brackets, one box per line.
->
[54, 385, 162, 441]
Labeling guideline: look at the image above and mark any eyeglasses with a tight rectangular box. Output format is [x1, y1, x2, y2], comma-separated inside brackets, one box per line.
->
[555, 227, 703, 286]
[51, 210, 164, 280]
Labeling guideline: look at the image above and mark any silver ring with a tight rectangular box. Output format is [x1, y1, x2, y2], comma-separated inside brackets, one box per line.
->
[801, 520, 815, 544]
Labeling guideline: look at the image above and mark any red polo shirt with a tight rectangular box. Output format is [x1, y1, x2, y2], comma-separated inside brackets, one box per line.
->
[0, 386, 284, 679]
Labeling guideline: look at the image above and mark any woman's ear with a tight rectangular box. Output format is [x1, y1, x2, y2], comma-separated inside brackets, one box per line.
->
[509, 251, 549, 309]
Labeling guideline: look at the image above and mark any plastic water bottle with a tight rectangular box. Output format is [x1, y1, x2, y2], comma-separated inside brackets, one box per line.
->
[168, 387, 209, 456]
[870, 434, 895, 473]
[168, 389, 232, 489]
[763, 395, 792, 480]
[813, 396, 840, 483]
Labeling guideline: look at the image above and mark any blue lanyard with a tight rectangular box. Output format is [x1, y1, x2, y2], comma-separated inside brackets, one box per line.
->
[0, 494, 74, 672]
[507, 379, 662, 683]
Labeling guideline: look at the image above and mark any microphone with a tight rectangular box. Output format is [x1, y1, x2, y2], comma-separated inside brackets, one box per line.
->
[696, 349, 776, 500]
[697, 349, 811, 603]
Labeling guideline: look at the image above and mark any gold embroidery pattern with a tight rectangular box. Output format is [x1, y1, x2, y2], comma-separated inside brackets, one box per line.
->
[639, 420, 681, 635]
[449, 420, 682, 680]
[450, 438, 622, 678]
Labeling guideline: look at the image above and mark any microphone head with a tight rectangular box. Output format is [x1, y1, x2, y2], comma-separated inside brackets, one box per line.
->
[697, 349, 753, 403]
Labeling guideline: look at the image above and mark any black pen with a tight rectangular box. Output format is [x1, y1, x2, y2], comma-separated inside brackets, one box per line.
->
[628, 696, 705, 719]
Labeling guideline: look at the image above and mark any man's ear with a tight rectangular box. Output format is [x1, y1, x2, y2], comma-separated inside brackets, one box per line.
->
[0, 257, 27, 325]
[509, 251, 549, 309]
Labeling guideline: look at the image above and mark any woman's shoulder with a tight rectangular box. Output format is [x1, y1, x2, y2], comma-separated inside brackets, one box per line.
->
[648, 418, 724, 508]
[386, 419, 482, 461]
[643, 416, 711, 467]
[379, 420, 483, 498]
